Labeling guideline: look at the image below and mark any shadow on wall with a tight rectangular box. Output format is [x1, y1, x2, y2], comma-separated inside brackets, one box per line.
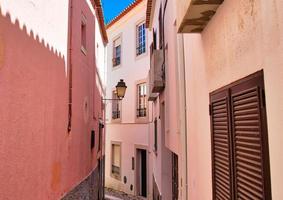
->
[0, 6, 70, 200]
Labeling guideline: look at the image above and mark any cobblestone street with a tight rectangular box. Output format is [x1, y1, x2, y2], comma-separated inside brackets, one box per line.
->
[105, 188, 146, 200]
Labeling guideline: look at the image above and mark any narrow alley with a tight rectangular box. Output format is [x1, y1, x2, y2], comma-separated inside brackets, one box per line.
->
[105, 188, 145, 200]
[0, 0, 283, 199]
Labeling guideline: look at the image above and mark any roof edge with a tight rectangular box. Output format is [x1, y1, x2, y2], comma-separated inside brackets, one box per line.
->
[93, 0, 108, 44]
[146, 0, 153, 28]
[106, 0, 144, 29]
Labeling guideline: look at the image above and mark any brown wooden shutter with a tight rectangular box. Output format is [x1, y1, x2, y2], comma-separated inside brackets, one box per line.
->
[210, 89, 233, 200]
[230, 71, 271, 199]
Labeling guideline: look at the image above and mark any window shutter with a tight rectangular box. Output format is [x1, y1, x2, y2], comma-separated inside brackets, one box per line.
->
[210, 89, 233, 200]
[230, 72, 271, 199]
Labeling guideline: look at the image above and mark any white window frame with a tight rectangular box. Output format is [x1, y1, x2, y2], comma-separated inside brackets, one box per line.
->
[136, 21, 147, 57]
[111, 142, 122, 180]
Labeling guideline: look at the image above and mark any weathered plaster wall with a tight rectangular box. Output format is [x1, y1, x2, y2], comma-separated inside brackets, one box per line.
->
[184, 0, 283, 199]
[0, 0, 104, 199]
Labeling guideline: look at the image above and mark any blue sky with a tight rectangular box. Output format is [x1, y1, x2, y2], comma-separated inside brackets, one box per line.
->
[101, 0, 135, 24]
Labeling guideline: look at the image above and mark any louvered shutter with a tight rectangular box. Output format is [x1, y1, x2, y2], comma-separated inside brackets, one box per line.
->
[210, 89, 233, 200]
[230, 72, 271, 200]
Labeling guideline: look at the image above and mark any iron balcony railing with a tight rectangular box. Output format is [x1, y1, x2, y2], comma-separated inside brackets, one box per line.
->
[112, 110, 120, 119]
[137, 108, 147, 117]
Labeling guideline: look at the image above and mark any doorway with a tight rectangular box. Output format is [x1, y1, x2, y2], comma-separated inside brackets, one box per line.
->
[136, 148, 147, 197]
[172, 153, 178, 200]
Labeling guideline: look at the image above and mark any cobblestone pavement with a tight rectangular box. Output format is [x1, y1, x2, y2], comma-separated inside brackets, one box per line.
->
[105, 188, 146, 200]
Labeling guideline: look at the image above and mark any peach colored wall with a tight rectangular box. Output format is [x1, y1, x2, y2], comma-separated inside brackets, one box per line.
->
[183, 0, 283, 199]
[163, 0, 180, 155]
[150, 98, 162, 194]
[0, 0, 105, 199]
[105, 0, 152, 197]
[148, 0, 181, 199]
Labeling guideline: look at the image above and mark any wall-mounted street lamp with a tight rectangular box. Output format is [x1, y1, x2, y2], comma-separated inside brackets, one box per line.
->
[103, 79, 127, 101]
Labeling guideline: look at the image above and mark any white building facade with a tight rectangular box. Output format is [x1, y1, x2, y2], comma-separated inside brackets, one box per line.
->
[105, 0, 153, 198]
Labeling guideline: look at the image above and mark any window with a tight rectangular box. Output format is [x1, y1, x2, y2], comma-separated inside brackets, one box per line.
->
[154, 118, 157, 152]
[98, 122, 104, 152]
[113, 37, 121, 67]
[81, 15, 87, 53]
[111, 143, 121, 179]
[90, 130, 95, 150]
[172, 153, 179, 200]
[153, 28, 157, 50]
[95, 43, 99, 62]
[136, 22, 146, 56]
[158, 7, 163, 49]
[132, 157, 135, 170]
[112, 91, 120, 120]
[137, 83, 147, 117]
[210, 70, 271, 199]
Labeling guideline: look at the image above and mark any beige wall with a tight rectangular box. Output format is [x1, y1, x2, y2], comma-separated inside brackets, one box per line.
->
[183, 0, 283, 199]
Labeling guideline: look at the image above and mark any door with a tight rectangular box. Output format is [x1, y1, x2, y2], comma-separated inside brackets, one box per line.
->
[136, 148, 147, 197]
[141, 149, 147, 197]
[172, 153, 179, 200]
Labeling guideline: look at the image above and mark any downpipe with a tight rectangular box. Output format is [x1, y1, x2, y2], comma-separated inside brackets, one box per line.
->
[177, 34, 188, 200]
[67, 0, 73, 133]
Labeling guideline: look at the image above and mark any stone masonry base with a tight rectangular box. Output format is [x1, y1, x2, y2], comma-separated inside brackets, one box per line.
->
[61, 167, 100, 200]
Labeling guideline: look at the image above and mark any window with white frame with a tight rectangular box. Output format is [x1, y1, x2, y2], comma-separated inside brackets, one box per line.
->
[111, 143, 121, 179]
[113, 37, 121, 67]
[136, 22, 146, 56]
[137, 83, 147, 117]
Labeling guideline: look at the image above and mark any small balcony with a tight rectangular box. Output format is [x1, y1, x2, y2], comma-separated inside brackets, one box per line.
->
[112, 110, 120, 119]
[177, 0, 224, 33]
[137, 108, 147, 118]
[148, 44, 164, 95]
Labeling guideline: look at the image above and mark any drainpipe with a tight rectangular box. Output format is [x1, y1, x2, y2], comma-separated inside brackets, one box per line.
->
[67, 0, 73, 133]
[177, 34, 188, 200]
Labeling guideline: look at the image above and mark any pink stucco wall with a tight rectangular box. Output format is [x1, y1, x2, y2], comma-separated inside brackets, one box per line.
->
[183, 0, 283, 199]
[0, 0, 104, 199]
